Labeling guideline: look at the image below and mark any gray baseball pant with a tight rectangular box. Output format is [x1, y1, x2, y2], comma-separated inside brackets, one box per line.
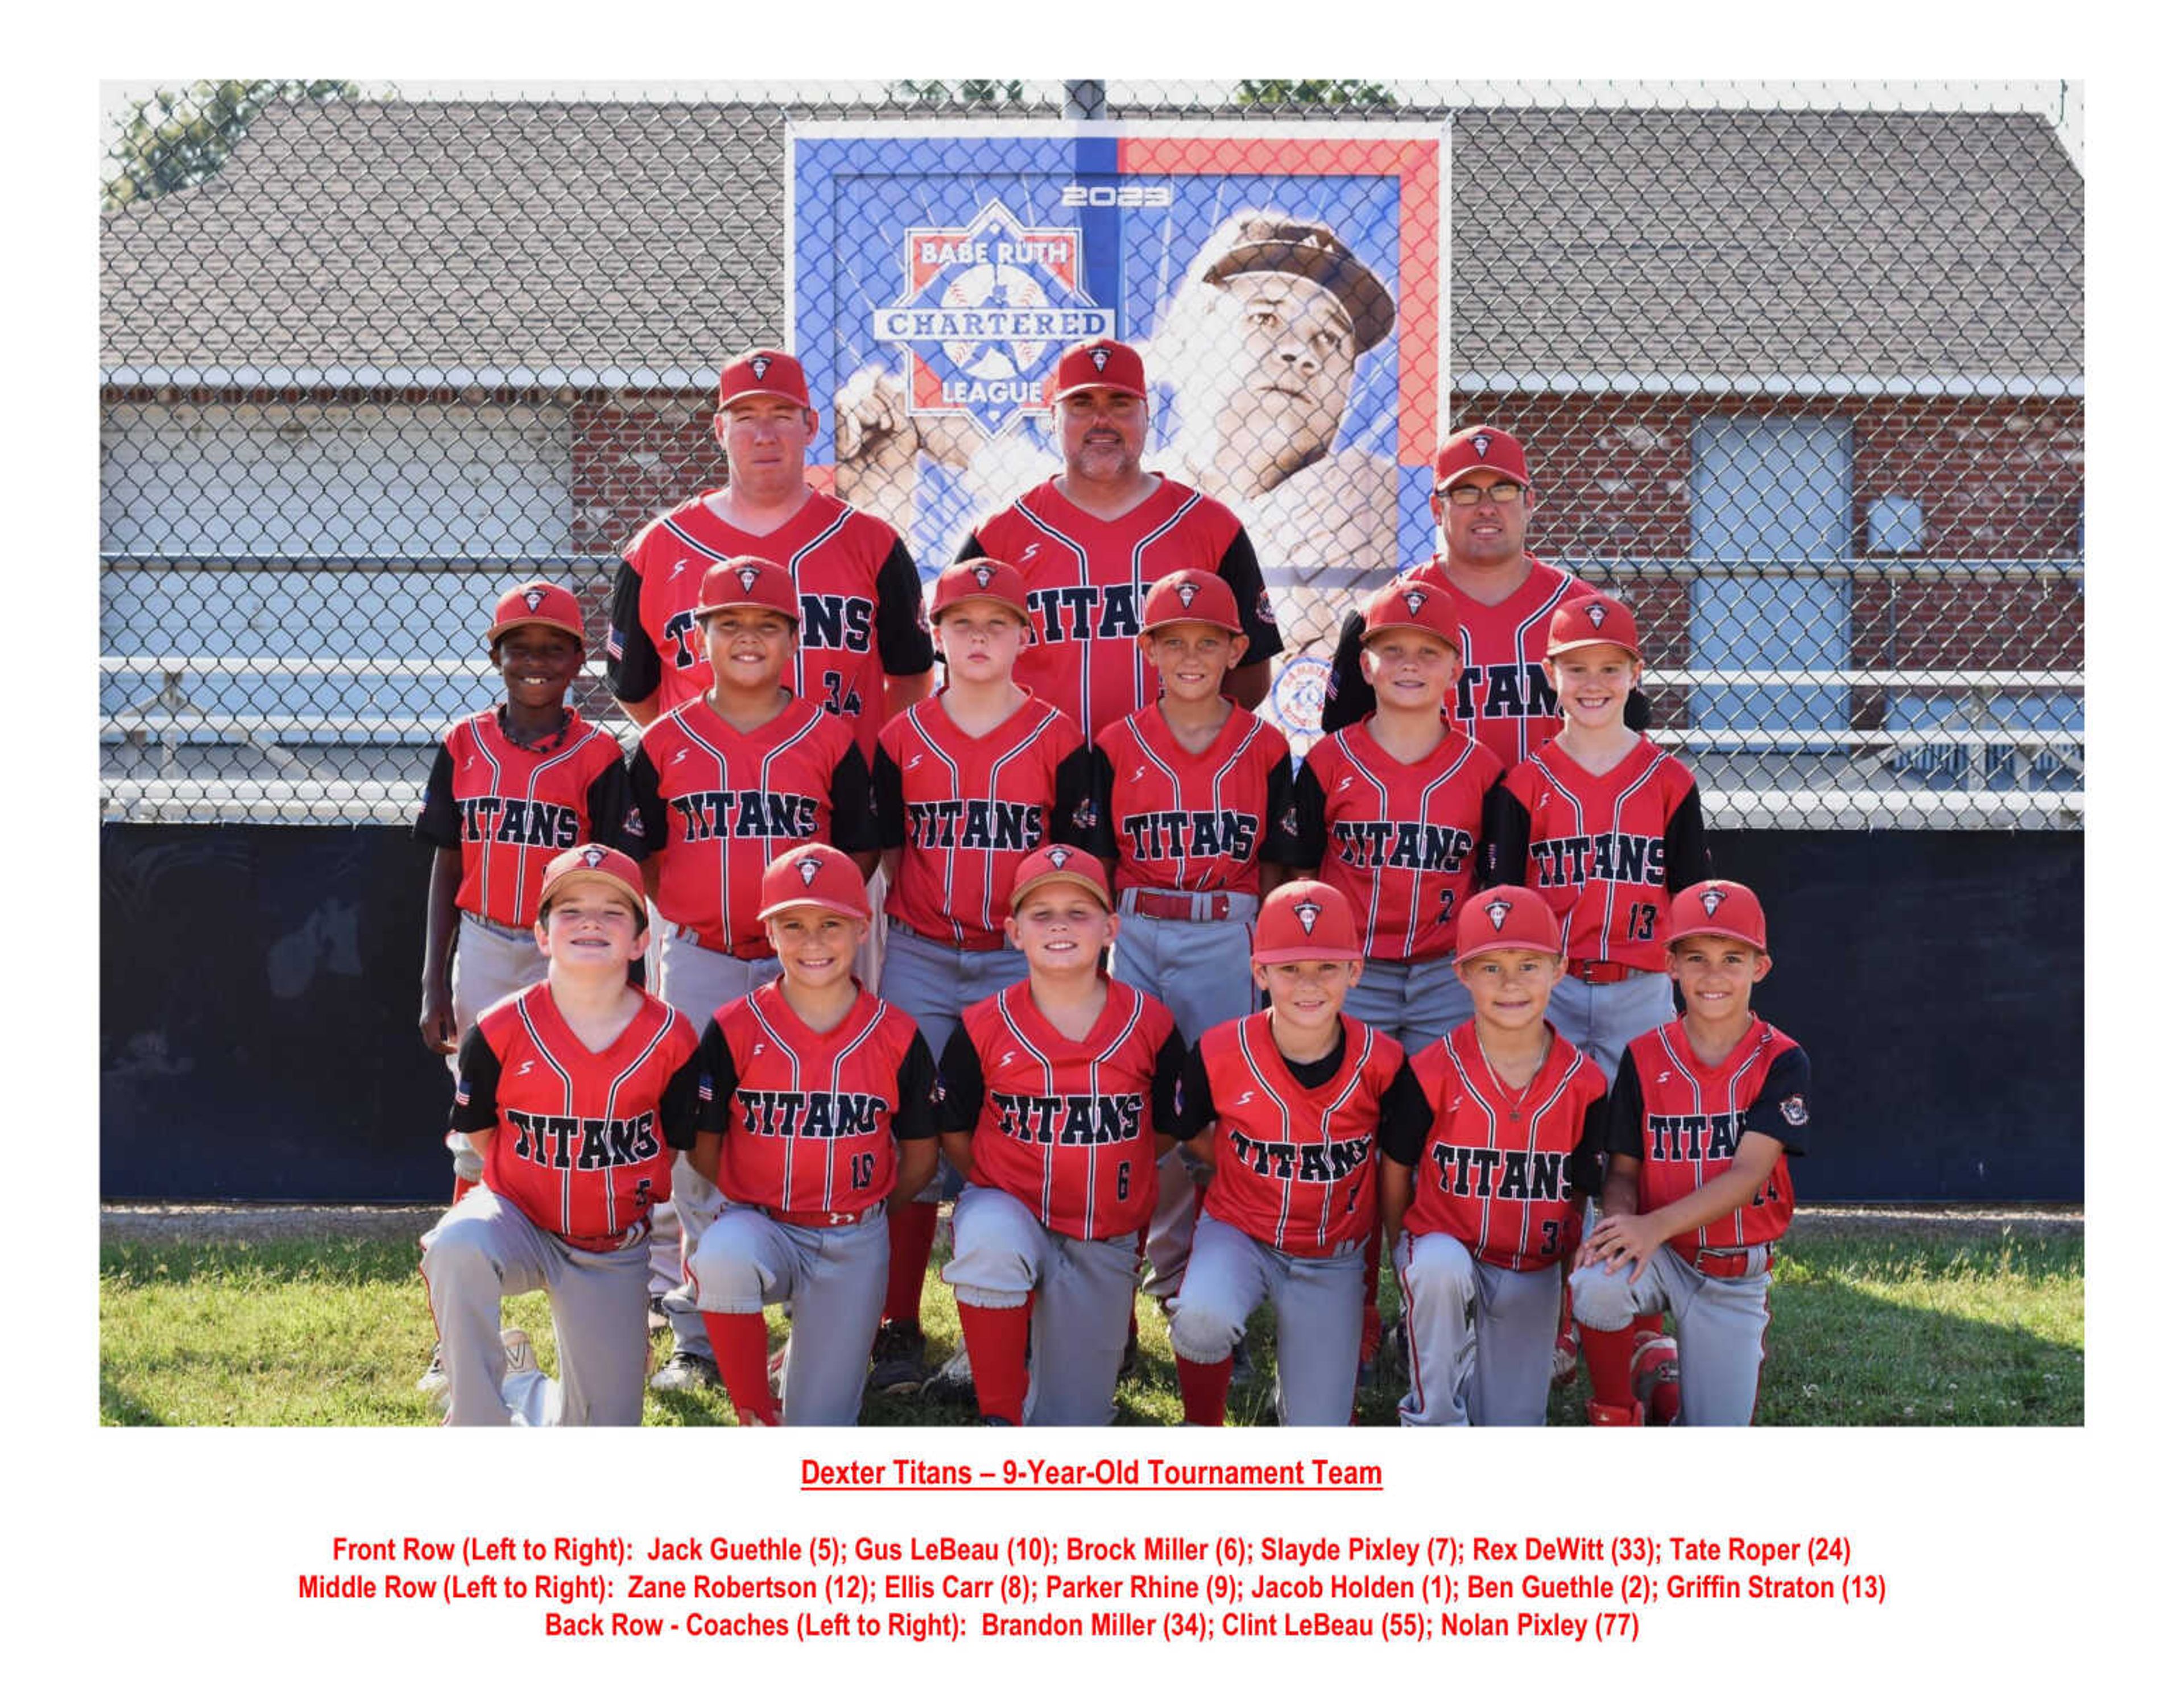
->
[689, 1203, 891, 1426]
[1570, 1242, 1776, 1426]
[1167, 1213, 1364, 1427]
[1112, 891, 1260, 1305]
[876, 921, 1028, 1201]
[1392, 1230, 1564, 1426]
[443, 914, 552, 1180]
[1347, 954, 1475, 1055]
[1548, 971, 1674, 1080]
[652, 929, 783, 1361]
[942, 1183, 1140, 1427]
[421, 1187, 652, 1427]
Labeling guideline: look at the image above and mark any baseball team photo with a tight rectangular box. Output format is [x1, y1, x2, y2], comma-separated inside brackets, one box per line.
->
[98, 78, 2084, 1435]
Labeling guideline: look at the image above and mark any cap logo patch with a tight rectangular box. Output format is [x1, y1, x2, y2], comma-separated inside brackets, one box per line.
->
[1176, 579, 1199, 606]
[582, 847, 606, 869]
[737, 565, 760, 591]
[1472, 434, 1492, 459]
[1088, 346, 1111, 371]
[1046, 846, 1072, 868]
[1700, 886, 1728, 917]
[1585, 601, 1608, 628]
[1402, 588, 1428, 614]
[749, 354, 771, 378]
[796, 855, 821, 885]
[1293, 899, 1322, 934]
[1484, 897, 1512, 931]
[973, 563, 995, 588]
[523, 587, 545, 611]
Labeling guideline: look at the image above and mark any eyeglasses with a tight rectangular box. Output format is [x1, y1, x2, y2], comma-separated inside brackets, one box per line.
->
[1438, 480, 1526, 506]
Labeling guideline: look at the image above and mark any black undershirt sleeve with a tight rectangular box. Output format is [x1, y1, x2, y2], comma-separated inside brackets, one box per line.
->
[891, 1036, 941, 1141]
[584, 753, 639, 855]
[828, 747, 882, 852]
[1260, 752, 1310, 869]
[1478, 780, 1530, 888]
[1150, 1028, 1188, 1141]
[1319, 610, 1374, 732]
[1077, 747, 1120, 858]
[1171, 1046, 1216, 1143]
[1049, 743, 1105, 851]
[1376, 1060, 1433, 1164]
[1217, 529, 1285, 667]
[626, 746, 667, 862]
[1570, 1093, 1614, 1198]
[658, 1047, 704, 1153]
[1740, 1046, 1813, 1155]
[1662, 785, 1711, 892]
[693, 1018, 738, 1136]
[937, 1023, 987, 1136]
[1285, 760, 1329, 868]
[870, 744, 907, 850]
[875, 537, 937, 675]
[415, 742, 461, 846]
[449, 1026, 503, 1138]
[1599, 1049, 1647, 1163]
[606, 558, 662, 704]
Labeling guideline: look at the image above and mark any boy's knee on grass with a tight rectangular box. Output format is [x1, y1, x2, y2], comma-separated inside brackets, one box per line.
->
[1168, 1301, 1241, 1365]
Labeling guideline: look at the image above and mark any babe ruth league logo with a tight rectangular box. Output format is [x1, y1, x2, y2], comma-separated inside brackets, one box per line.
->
[1292, 899, 1323, 934]
[1472, 434, 1493, 459]
[1176, 579, 1200, 607]
[1483, 897, 1512, 930]
[796, 855, 821, 886]
[749, 354, 772, 379]
[1045, 846, 1073, 869]
[973, 563, 996, 588]
[1402, 588, 1428, 615]
[1585, 600, 1608, 628]
[874, 199, 1115, 437]
[1699, 886, 1729, 917]
[524, 587, 545, 611]
[736, 565, 761, 592]
[581, 846, 607, 869]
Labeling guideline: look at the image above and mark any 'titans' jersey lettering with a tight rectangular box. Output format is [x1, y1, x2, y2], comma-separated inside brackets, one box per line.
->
[456, 795, 581, 848]
[667, 790, 820, 843]
[991, 1091, 1146, 1146]
[1225, 1133, 1375, 1183]
[1530, 831, 1669, 889]
[733, 1089, 889, 1140]
[1118, 809, 1261, 862]
[1028, 582, 1144, 644]
[1452, 660, 1557, 727]
[503, 1107, 664, 1171]
[1328, 818, 1474, 872]
[1645, 1112, 1749, 1165]
[1428, 1142, 1571, 1201]
[904, 797, 1045, 853]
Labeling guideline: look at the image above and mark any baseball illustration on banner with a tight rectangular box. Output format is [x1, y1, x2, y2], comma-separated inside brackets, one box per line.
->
[805, 121, 1449, 693]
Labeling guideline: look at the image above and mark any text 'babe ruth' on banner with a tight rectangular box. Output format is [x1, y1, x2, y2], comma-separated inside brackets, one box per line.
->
[789, 119, 1450, 743]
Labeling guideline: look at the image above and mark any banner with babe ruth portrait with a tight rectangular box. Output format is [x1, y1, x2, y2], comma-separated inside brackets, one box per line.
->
[788, 121, 1449, 749]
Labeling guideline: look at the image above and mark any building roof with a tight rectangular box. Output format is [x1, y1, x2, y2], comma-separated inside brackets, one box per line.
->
[101, 98, 2082, 393]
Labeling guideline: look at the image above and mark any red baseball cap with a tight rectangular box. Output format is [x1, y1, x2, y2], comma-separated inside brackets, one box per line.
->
[1360, 577, 1463, 650]
[931, 557, 1033, 625]
[1454, 886, 1563, 964]
[1669, 880, 1768, 951]
[718, 347, 813, 411]
[1252, 879, 1363, 965]
[1009, 844, 1112, 911]
[694, 556, 800, 626]
[1434, 425, 1531, 491]
[1545, 592, 1643, 661]
[539, 843, 646, 922]
[1140, 568, 1242, 635]
[1050, 337, 1147, 402]
[486, 579, 585, 649]
[756, 843, 871, 924]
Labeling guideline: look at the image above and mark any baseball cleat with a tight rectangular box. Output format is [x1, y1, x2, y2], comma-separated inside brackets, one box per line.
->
[1585, 1398, 1645, 1427]
[920, 1343, 978, 1408]
[647, 1295, 669, 1335]
[866, 1320, 928, 1396]
[1630, 1333, 1681, 1425]
[415, 1344, 449, 1399]
[1550, 1328, 1579, 1390]
[650, 1350, 721, 1392]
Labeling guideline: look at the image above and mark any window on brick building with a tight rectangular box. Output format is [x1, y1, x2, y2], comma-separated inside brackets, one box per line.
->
[1688, 415, 1854, 740]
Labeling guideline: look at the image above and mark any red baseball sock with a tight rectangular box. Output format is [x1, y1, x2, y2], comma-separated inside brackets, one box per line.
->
[1636, 1311, 1665, 1339]
[1580, 1324, 1640, 1412]
[955, 1300, 1032, 1424]
[884, 1203, 938, 1327]
[1175, 1354, 1233, 1426]
[702, 1312, 779, 1426]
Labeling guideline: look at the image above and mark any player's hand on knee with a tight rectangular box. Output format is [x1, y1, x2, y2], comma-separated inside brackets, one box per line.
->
[420, 987, 457, 1056]
[1579, 1213, 1660, 1282]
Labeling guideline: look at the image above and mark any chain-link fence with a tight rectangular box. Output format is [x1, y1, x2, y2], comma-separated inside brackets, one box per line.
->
[98, 80, 2083, 830]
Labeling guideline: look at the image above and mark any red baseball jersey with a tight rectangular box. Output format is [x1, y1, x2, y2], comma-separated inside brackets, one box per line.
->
[1321, 556, 1588, 772]
[939, 979, 1184, 1241]
[695, 982, 936, 1217]
[629, 697, 876, 958]
[1089, 702, 1304, 896]
[1393, 1022, 1607, 1270]
[1182, 1012, 1408, 1257]
[960, 476, 1282, 737]
[452, 983, 700, 1248]
[1500, 737, 1709, 969]
[1293, 723, 1507, 961]
[872, 694, 1097, 947]
[414, 708, 635, 927]
[1603, 1017, 1810, 1254]
[607, 488, 933, 755]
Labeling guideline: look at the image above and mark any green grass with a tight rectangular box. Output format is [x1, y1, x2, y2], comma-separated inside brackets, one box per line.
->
[98, 1222, 2082, 1427]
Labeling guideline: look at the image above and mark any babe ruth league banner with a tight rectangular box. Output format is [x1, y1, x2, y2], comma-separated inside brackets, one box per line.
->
[789, 120, 1449, 746]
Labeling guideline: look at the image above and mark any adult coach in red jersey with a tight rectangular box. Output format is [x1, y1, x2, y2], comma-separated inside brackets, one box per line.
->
[607, 348, 934, 753]
[957, 337, 1284, 739]
[1320, 425, 1633, 769]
